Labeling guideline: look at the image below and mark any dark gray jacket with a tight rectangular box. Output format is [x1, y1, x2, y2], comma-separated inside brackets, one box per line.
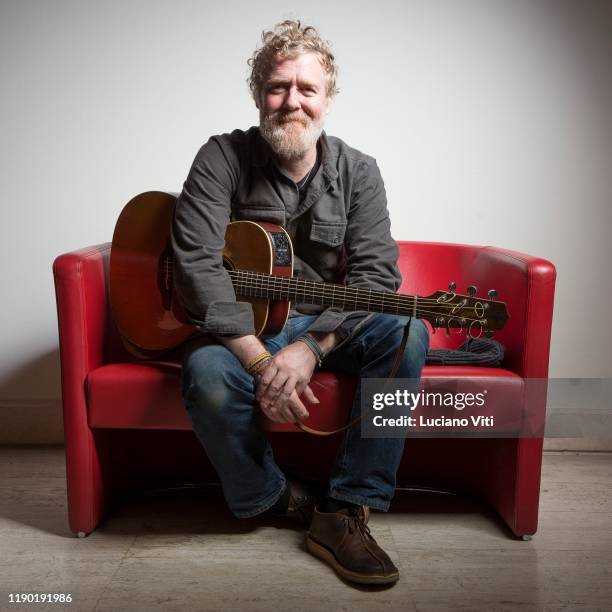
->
[171, 126, 402, 341]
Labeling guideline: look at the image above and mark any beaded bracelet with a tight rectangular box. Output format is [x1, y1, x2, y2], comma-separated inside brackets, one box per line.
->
[296, 334, 325, 368]
[245, 351, 272, 373]
[248, 355, 273, 377]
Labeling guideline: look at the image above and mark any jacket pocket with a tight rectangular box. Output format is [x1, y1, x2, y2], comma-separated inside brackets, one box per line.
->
[309, 221, 347, 247]
[231, 199, 286, 224]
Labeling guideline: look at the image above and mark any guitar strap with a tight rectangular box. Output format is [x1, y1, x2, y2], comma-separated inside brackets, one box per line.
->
[294, 318, 412, 436]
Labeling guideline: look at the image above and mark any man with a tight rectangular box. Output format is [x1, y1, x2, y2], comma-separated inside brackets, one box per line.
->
[171, 20, 429, 585]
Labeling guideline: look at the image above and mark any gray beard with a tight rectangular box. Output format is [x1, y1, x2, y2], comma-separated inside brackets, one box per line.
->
[260, 113, 323, 161]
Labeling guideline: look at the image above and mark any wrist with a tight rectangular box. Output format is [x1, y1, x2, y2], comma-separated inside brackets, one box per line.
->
[245, 351, 273, 377]
[296, 334, 325, 368]
[252, 359, 272, 381]
[307, 331, 338, 354]
[216, 334, 267, 366]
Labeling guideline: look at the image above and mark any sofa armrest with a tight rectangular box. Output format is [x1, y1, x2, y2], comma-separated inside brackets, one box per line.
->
[53, 243, 123, 533]
[478, 246, 556, 378]
[397, 242, 556, 378]
[53, 243, 113, 386]
[53, 242, 136, 435]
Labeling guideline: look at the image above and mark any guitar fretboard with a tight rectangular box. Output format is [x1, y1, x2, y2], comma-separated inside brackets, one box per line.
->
[228, 269, 419, 317]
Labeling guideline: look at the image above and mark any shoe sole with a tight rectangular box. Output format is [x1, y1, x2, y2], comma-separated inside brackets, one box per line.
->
[306, 536, 399, 585]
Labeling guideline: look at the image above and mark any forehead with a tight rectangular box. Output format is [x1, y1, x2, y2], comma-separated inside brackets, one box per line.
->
[265, 52, 327, 85]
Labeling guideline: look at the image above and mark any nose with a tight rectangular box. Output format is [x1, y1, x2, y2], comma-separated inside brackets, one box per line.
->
[282, 86, 301, 111]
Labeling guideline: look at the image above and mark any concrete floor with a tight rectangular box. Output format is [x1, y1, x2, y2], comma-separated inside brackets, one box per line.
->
[0, 447, 611, 612]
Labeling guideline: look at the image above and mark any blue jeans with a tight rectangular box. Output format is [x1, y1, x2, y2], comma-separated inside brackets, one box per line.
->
[181, 313, 430, 518]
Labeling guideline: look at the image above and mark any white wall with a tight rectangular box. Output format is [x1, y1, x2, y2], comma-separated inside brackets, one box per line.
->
[1, 0, 611, 441]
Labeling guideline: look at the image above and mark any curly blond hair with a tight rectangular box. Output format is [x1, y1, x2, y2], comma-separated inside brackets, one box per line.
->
[248, 20, 339, 102]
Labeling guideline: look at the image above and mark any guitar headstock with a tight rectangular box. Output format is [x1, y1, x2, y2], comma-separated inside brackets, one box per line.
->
[420, 283, 509, 337]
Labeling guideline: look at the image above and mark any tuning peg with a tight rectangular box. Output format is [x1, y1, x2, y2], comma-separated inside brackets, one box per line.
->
[488, 289, 498, 299]
[467, 285, 477, 296]
[448, 281, 456, 292]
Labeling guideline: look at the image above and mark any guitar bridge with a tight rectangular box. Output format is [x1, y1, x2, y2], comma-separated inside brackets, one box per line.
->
[158, 242, 174, 310]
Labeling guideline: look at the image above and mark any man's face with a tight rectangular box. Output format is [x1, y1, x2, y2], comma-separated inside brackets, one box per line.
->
[258, 52, 331, 161]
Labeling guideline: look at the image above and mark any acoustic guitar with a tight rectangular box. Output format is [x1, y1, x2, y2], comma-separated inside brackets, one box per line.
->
[110, 191, 509, 358]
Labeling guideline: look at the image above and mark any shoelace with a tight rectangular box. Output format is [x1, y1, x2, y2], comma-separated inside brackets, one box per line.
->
[345, 513, 373, 541]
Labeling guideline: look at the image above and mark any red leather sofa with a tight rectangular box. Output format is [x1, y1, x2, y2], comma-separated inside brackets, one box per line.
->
[53, 242, 555, 538]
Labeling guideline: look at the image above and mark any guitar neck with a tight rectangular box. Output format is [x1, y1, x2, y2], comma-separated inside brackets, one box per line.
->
[229, 269, 419, 317]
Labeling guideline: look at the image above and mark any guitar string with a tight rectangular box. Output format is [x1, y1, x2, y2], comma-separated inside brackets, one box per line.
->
[228, 270, 475, 307]
[164, 267, 498, 321]
[166, 269, 494, 320]
[164, 265, 485, 308]
[227, 270, 492, 312]
[227, 273, 492, 325]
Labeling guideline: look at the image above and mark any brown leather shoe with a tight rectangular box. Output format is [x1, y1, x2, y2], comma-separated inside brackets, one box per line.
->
[283, 479, 321, 526]
[307, 506, 399, 585]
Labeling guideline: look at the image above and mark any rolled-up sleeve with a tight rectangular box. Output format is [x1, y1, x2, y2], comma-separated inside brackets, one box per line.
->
[171, 138, 256, 336]
[306, 158, 402, 338]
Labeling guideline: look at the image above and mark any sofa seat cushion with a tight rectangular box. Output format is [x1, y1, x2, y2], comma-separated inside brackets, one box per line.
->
[87, 362, 525, 435]
[87, 362, 188, 430]
[265, 365, 525, 434]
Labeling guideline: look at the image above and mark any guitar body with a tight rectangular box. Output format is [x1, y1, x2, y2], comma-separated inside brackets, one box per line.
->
[222, 220, 293, 336]
[110, 191, 292, 358]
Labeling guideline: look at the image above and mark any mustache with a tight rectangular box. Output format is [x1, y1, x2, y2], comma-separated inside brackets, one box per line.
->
[265, 111, 310, 126]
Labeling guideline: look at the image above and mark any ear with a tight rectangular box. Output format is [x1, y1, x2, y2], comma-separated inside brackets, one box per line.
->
[325, 95, 332, 115]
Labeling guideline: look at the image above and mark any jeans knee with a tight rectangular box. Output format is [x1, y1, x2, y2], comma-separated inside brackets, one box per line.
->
[184, 371, 230, 417]
[380, 316, 429, 378]
[362, 315, 429, 379]
[403, 318, 430, 377]
[182, 345, 251, 421]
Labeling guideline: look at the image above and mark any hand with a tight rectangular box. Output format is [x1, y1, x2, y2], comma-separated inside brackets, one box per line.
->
[255, 342, 320, 423]
[257, 385, 319, 423]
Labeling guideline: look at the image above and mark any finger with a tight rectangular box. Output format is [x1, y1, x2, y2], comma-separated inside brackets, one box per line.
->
[287, 391, 310, 421]
[261, 403, 283, 423]
[255, 364, 278, 401]
[302, 384, 320, 404]
[279, 405, 298, 423]
[261, 371, 290, 406]
[270, 375, 298, 413]
[265, 398, 295, 423]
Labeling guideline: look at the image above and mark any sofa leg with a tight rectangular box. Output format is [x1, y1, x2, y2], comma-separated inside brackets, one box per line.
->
[521, 534, 533, 541]
[76, 531, 88, 538]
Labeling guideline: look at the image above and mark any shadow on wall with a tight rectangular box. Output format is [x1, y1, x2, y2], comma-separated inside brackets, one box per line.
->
[0, 349, 64, 444]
